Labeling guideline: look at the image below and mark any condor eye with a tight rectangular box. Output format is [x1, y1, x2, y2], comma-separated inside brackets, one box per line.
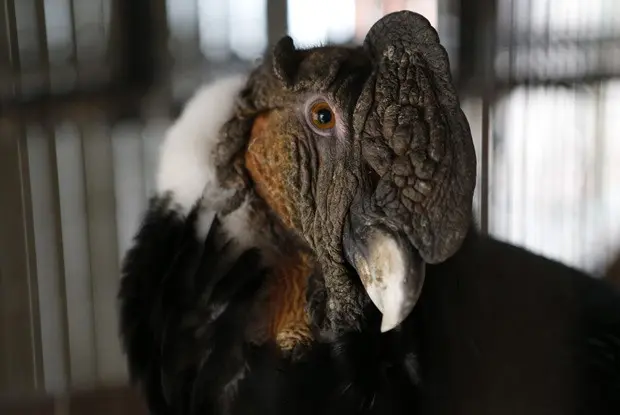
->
[309, 101, 336, 131]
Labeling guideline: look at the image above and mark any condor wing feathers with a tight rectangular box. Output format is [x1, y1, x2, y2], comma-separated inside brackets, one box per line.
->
[118, 197, 266, 415]
[118, 198, 424, 415]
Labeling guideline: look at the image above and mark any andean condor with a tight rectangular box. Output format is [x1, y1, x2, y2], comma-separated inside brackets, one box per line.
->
[119, 11, 620, 415]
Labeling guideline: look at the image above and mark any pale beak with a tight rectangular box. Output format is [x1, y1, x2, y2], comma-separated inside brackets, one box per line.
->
[343, 219, 426, 332]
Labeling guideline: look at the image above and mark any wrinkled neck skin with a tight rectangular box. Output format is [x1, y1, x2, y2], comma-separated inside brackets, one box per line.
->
[237, 189, 366, 350]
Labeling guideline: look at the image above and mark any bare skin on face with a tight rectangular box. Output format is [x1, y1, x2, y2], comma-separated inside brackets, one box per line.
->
[245, 112, 313, 351]
[265, 252, 313, 351]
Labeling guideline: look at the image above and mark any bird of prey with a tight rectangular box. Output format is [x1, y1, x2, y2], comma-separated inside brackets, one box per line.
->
[119, 11, 620, 415]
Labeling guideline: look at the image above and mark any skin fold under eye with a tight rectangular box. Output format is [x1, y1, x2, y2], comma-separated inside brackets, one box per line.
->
[306, 100, 336, 134]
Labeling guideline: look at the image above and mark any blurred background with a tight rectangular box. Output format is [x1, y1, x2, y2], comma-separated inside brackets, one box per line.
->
[1, 0, 619, 412]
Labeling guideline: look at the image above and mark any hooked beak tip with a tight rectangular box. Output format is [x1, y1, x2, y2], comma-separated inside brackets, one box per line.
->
[379, 284, 417, 332]
[343, 220, 426, 333]
[380, 312, 401, 333]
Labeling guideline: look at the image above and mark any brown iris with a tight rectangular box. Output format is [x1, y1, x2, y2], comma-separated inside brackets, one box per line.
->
[310, 101, 336, 130]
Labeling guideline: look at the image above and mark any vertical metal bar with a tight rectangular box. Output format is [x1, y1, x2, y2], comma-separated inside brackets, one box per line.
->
[16, 121, 45, 392]
[479, 0, 498, 235]
[0, 1, 12, 100]
[46, 122, 74, 390]
[56, 122, 98, 387]
[120, 0, 159, 91]
[503, 0, 515, 239]
[144, 0, 172, 108]
[592, 82, 606, 268]
[105, 0, 121, 80]
[32, 8, 71, 372]
[0, 121, 43, 393]
[520, 0, 531, 245]
[480, 93, 491, 235]
[68, 0, 79, 83]
[267, 0, 288, 46]
[4, 0, 21, 98]
[33, 0, 50, 94]
[80, 113, 127, 383]
[78, 118, 100, 380]
[27, 123, 70, 393]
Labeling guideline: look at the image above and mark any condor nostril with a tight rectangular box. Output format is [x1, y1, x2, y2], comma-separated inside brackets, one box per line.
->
[364, 162, 381, 192]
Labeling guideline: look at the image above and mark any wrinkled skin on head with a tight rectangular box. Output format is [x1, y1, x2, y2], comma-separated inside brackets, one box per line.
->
[215, 11, 476, 335]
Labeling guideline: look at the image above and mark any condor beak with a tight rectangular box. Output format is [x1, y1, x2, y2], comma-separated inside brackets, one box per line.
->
[343, 217, 426, 332]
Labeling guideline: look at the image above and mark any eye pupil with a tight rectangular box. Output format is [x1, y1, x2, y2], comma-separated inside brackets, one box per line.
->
[316, 108, 332, 125]
[309, 101, 336, 131]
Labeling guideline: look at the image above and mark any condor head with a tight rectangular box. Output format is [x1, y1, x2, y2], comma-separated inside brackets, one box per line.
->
[206, 11, 476, 347]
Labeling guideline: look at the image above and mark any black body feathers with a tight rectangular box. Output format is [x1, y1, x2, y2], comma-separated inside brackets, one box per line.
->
[119, 197, 620, 415]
